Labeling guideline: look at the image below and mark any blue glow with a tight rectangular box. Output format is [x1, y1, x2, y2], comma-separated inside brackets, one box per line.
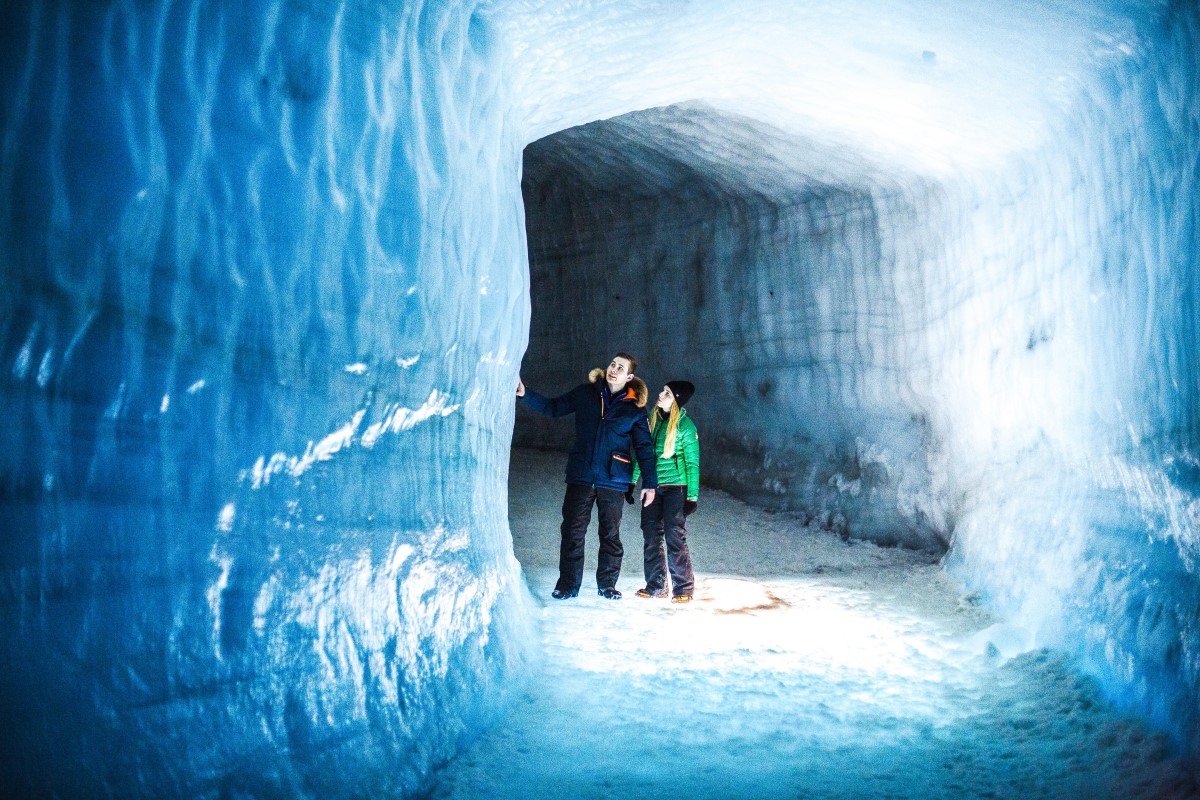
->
[1, 0, 1198, 794]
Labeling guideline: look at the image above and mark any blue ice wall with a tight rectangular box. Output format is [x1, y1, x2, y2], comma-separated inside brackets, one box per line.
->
[0, 1, 533, 796]
[941, 4, 1200, 756]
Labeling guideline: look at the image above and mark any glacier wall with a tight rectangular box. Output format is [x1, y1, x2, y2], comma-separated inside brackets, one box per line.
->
[942, 5, 1200, 756]
[0, 1, 533, 796]
[509, 0, 1200, 759]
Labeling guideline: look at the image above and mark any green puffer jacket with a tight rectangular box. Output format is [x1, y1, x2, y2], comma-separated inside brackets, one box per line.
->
[633, 408, 700, 501]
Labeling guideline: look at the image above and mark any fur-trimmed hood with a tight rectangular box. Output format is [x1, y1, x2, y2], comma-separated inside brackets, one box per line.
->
[588, 368, 648, 408]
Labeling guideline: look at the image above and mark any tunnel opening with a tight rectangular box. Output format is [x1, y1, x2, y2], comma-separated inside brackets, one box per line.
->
[514, 102, 951, 554]
[483, 88, 1200, 796]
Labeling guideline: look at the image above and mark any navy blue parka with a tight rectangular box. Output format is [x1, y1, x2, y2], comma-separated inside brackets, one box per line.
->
[522, 369, 658, 492]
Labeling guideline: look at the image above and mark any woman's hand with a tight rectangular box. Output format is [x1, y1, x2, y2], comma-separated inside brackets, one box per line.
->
[515, 378, 525, 397]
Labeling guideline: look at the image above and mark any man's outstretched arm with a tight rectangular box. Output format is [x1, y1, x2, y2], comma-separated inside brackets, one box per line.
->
[517, 376, 578, 418]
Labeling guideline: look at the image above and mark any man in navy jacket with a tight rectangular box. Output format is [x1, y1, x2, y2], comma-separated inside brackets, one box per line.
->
[517, 353, 658, 599]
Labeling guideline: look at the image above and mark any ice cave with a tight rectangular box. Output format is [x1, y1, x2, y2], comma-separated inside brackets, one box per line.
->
[1, 0, 1198, 797]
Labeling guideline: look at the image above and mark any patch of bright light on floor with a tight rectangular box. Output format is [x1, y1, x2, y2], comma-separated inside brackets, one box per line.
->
[541, 574, 995, 732]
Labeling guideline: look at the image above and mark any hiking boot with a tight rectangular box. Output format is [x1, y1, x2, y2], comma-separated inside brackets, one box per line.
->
[671, 595, 692, 604]
[636, 587, 668, 599]
[551, 588, 578, 600]
[597, 587, 622, 600]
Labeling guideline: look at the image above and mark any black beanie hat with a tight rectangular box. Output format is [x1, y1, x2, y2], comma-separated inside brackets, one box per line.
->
[666, 380, 695, 407]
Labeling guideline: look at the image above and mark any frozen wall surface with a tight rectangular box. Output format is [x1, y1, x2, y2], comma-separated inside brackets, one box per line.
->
[505, 0, 1200, 764]
[1, 0, 1198, 796]
[0, 1, 533, 796]
[517, 105, 949, 549]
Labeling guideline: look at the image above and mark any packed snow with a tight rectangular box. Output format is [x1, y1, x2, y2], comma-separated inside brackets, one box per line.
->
[427, 449, 1197, 799]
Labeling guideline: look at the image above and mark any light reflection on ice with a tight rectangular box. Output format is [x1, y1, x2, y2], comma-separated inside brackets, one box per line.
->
[360, 390, 459, 446]
[206, 544, 233, 659]
[239, 391, 460, 490]
[216, 502, 236, 532]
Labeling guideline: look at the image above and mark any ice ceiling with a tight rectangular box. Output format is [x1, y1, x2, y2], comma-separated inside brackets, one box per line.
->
[0, 0, 1197, 796]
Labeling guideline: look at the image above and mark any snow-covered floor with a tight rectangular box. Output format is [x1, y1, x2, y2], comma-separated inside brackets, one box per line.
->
[429, 448, 1198, 799]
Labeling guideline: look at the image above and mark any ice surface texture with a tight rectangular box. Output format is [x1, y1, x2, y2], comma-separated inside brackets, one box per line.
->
[512, 0, 1200, 765]
[1, 0, 1198, 796]
[0, 1, 533, 796]
[518, 105, 951, 549]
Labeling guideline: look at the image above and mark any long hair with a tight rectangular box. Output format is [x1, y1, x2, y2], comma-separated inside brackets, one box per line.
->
[648, 400, 681, 459]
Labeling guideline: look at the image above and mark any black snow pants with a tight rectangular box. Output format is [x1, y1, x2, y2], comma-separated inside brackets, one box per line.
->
[639, 484, 694, 597]
[555, 482, 626, 593]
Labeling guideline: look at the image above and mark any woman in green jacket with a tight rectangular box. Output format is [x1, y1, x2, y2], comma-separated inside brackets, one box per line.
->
[633, 380, 700, 603]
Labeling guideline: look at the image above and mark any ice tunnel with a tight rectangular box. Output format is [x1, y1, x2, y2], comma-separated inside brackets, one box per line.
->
[1, 0, 1198, 796]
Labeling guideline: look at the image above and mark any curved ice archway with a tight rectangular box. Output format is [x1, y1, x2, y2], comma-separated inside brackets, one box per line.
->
[0, 0, 1197, 796]
[507, 0, 1199, 765]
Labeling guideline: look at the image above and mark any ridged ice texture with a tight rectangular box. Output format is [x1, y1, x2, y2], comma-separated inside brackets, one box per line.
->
[2, 0, 1199, 796]
[508, 0, 1200, 760]
[941, 7, 1200, 758]
[518, 105, 948, 549]
[0, 1, 533, 796]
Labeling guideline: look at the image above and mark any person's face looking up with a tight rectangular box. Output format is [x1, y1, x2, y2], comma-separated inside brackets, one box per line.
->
[606, 357, 633, 390]
[656, 385, 674, 412]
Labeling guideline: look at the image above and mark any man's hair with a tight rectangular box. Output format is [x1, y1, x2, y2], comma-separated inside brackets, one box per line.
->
[614, 351, 638, 374]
